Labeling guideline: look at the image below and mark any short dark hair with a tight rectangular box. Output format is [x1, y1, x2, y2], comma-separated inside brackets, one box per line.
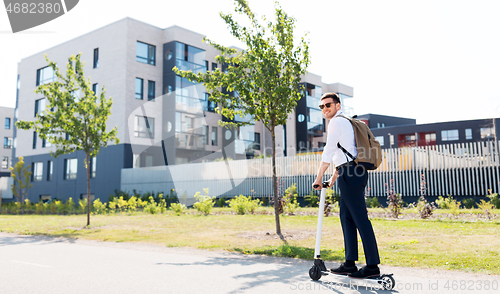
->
[320, 92, 340, 104]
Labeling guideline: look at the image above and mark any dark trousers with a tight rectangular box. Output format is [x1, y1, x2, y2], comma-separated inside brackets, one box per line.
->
[337, 164, 380, 265]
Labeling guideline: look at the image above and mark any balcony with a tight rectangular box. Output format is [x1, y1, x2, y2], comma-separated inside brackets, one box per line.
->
[175, 95, 206, 114]
[175, 60, 206, 74]
[175, 132, 206, 150]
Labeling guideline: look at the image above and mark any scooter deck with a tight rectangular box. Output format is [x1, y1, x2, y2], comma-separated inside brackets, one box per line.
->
[320, 271, 395, 290]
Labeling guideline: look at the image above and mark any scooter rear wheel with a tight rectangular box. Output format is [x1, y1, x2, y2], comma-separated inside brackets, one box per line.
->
[309, 266, 322, 281]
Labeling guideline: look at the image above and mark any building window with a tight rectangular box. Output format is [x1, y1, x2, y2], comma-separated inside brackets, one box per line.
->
[47, 160, 53, 181]
[207, 100, 217, 112]
[204, 126, 209, 145]
[480, 127, 495, 139]
[465, 128, 472, 140]
[205, 60, 209, 71]
[148, 80, 155, 101]
[40, 195, 51, 202]
[5, 118, 10, 129]
[136, 41, 156, 65]
[375, 136, 384, 146]
[80, 194, 95, 201]
[212, 62, 217, 71]
[2, 157, 8, 169]
[211, 127, 218, 146]
[90, 156, 97, 178]
[33, 132, 37, 149]
[135, 78, 143, 99]
[64, 158, 77, 180]
[134, 116, 155, 138]
[34, 98, 46, 117]
[36, 66, 55, 86]
[93, 48, 99, 68]
[424, 133, 433, 143]
[441, 129, 459, 141]
[32, 162, 43, 182]
[254, 133, 261, 150]
[4, 137, 12, 149]
[92, 83, 98, 96]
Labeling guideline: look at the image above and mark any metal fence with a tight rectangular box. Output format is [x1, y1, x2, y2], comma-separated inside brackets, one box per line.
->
[121, 141, 500, 199]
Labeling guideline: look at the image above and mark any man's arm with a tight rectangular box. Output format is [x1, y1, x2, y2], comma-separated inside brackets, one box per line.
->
[313, 161, 339, 190]
[313, 161, 330, 190]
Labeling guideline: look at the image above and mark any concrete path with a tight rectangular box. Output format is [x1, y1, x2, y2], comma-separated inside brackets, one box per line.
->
[0, 232, 498, 294]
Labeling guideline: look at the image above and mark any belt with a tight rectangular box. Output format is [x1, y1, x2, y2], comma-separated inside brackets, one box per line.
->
[336, 160, 356, 171]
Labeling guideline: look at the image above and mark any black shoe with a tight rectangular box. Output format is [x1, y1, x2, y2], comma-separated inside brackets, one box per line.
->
[348, 266, 380, 279]
[330, 263, 358, 275]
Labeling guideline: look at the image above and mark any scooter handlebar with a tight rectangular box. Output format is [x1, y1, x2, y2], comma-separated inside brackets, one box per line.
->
[313, 181, 330, 189]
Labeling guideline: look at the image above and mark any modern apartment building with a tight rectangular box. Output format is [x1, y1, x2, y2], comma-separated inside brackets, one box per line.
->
[14, 18, 353, 203]
[357, 114, 499, 149]
[0, 107, 15, 177]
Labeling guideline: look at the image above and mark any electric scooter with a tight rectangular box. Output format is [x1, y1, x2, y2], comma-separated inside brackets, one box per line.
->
[308, 181, 395, 290]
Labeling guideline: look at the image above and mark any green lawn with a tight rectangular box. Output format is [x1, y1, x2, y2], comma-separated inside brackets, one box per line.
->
[1, 211, 499, 274]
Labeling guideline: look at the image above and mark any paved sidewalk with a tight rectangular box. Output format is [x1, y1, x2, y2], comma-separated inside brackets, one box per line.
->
[0, 232, 498, 293]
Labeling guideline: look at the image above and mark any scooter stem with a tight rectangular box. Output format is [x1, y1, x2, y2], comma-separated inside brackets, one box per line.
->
[314, 182, 329, 259]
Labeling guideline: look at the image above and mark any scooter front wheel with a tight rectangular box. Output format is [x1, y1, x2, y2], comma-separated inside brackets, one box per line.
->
[309, 266, 322, 281]
[380, 275, 395, 290]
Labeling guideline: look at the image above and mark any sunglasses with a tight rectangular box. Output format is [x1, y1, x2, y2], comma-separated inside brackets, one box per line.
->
[319, 102, 336, 110]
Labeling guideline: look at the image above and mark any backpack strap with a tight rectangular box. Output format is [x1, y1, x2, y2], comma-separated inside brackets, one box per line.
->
[336, 115, 356, 161]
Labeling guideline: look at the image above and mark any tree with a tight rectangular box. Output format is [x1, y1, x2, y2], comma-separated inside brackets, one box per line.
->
[16, 54, 119, 226]
[174, 0, 310, 235]
[10, 156, 32, 205]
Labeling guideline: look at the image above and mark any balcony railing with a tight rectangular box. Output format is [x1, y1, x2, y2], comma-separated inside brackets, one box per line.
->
[175, 132, 206, 150]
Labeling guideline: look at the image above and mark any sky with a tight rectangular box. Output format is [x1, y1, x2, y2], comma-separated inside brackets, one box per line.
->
[0, 0, 499, 124]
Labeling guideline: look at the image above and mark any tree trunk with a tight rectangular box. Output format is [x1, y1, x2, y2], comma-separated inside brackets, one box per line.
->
[86, 152, 91, 227]
[271, 121, 281, 236]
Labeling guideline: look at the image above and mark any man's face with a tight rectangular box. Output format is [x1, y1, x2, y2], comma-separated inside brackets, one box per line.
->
[319, 98, 340, 119]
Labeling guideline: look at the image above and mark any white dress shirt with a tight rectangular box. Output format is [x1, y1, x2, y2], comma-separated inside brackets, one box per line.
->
[321, 110, 358, 168]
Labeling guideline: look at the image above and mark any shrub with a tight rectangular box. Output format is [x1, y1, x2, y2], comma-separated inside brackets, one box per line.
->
[487, 190, 500, 209]
[324, 188, 339, 216]
[157, 194, 167, 214]
[449, 199, 461, 216]
[127, 196, 138, 213]
[66, 198, 75, 214]
[107, 198, 118, 213]
[386, 179, 402, 218]
[165, 189, 178, 206]
[304, 190, 319, 207]
[24, 199, 33, 213]
[92, 199, 107, 214]
[417, 173, 435, 219]
[283, 183, 300, 215]
[78, 199, 88, 214]
[216, 196, 226, 207]
[35, 202, 46, 214]
[478, 199, 495, 219]
[116, 196, 128, 213]
[417, 198, 435, 219]
[144, 196, 161, 214]
[462, 198, 476, 209]
[170, 203, 186, 215]
[436, 195, 454, 209]
[365, 197, 380, 208]
[54, 200, 65, 214]
[226, 195, 261, 215]
[193, 188, 215, 215]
